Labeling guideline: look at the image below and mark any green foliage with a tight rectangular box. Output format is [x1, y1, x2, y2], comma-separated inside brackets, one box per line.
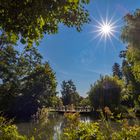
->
[76, 122, 104, 140]
[61, 80, 81, 106]
[112, 63, 122, 79]
[126, 47, 140, 83]
[0, 0, 90, 46]
[120, 9, 140, 108]
[0, 45, 57, 119]
[63, 113, 80, 139]
[111, 122, 140, 140]
[80, 97, 91, 107]
[100, 109, 140, 140]
[22, 62, 57, 107]
[121, 9, 140, 48]
[61, 112, 140, 140]
[61, 113, 105, 140]
[88, 76, 122, 110]
[51, 96, 63, 108]
[0, 116, 33, 140]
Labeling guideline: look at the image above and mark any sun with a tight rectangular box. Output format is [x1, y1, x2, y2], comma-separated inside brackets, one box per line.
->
[100, 24, 112, 35]
[95, 19, 116, 40]
[90, 15, 121, 46]
[89, 13, 122, 51]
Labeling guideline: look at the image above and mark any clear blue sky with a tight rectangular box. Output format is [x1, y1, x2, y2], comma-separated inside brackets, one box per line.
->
[38, 0, 140, 97]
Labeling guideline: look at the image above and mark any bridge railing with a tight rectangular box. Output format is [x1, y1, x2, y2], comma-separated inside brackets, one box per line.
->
[51, 106, 93, 112]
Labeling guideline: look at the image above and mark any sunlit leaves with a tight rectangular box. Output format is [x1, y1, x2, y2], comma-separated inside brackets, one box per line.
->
[0, 0, 90, 47]
[126, 47, 140, 82]
[121, 9, 140, 48]
[62, 113, 140, 140]
[120, 9, 140, 107]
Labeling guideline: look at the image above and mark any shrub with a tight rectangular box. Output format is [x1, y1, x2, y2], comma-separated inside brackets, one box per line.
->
[61, 112, 140, 140]
[0, 117, 33, 140]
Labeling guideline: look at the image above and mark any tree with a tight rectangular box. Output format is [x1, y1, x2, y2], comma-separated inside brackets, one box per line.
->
[61, 80, 80, 106]
[0, 44, 22, 114]
[121, 9, 140, 48]
[80, 97, 91, 107]
[119, 49, 140, 107]
[112, 63, 122, 79]
[51, 96, 63, 108]
[0, 44, 57, 119]
[17, 62, 57, 118]
[88, 76, 122, 111]
[0, 0, 90, 46]
[121, 9, 140, 83]
[120, 9, 140, 108]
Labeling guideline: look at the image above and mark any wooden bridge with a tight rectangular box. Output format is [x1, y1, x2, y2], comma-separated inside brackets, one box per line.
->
[49, 106, 93, 114]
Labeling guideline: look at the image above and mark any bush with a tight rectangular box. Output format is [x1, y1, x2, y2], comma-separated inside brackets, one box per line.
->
[0, 117, 33, 140]
[61, 112, 140, 140]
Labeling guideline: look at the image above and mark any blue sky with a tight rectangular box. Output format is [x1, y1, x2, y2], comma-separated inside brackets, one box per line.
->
[38, 0, 140, 97]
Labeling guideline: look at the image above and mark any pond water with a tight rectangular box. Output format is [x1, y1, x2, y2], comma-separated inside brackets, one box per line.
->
[17, 112, 137, 140]
[16, 112, 96, 140]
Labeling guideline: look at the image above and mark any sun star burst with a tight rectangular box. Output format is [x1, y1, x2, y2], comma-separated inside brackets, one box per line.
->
[90, 14, 121, 47]
[89, 11, 123, 52]
[95, 19, 116, 41]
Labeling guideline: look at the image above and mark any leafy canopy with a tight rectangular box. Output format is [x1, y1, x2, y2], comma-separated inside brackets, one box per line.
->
[121, 9, 140, 48]
[0, 44, 57, 119]
[61, 80, 81, 106]
[120, 9, 140, 107]
[0, 0, 90, 47]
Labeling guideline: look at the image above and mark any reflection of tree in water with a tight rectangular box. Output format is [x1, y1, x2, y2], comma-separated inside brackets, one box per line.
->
[48, 113, 64, 139]
[16, 112, 64, 140]
[17, 112, 96, 140]
[32, 112, 64, 140]
[33, 112, 97, 140]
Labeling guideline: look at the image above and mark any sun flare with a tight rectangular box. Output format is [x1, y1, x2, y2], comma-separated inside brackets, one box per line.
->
[95, 19, 116, 40]
[100, 24, 112, 34]
[90, 15, 121, 46]
[89, 14, 122, 51]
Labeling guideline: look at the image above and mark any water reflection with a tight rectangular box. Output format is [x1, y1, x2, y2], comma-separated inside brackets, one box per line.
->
[16, 112, 95, 140]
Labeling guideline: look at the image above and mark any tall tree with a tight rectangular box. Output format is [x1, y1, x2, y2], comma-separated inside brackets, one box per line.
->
[121, 9, 140, 82]
[16, 62, 57, 118]
[112, 63, 122, 79]
[0, 0, 90, 46]
[121, 9, 140, 108]
[0, 44, 57, 119]
[61, 80, 80, 106]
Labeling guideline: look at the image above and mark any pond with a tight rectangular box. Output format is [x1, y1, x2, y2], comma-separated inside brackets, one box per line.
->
[16, 112, 96, 140]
